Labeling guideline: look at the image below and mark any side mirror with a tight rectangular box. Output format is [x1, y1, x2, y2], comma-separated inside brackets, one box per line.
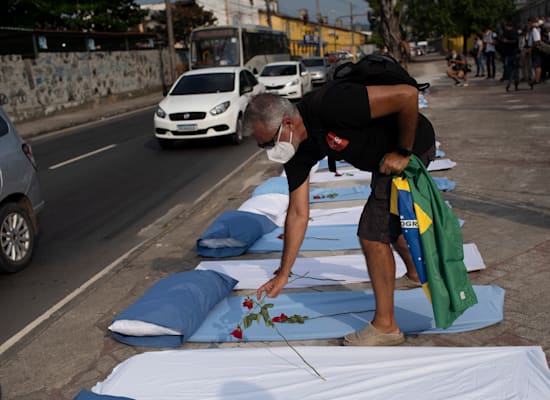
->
[241, 85, 253, 95]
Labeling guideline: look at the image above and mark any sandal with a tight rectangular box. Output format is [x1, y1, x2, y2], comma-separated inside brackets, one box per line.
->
[394, 275, 422, 290]
[343, 322, 405, 346]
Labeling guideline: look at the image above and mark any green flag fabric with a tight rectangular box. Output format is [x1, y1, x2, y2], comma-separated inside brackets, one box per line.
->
[391, 155, 478, 328]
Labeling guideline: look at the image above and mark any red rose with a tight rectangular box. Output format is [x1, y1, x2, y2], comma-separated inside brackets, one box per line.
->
[334, 173, 342, 177]
[242, 298, 254, 310]
[313, 195, 321, 199]
[272, 313, 289, 323]
[277, 233, 285, 240]
[231, 326, 243, 339]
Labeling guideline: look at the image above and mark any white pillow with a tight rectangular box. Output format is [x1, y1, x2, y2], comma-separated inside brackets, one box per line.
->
[238, 193, 288, 225]
[109, 320, 181, 336]
[198, 238, 247, 248]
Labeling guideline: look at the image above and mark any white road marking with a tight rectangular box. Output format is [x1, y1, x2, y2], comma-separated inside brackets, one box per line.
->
[0, 242, 142, 355]
[0, 148, 263, 355]
[48, 144, 117, 170]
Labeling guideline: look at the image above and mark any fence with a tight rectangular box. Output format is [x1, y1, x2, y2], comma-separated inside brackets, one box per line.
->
[0, 28, 184, 122]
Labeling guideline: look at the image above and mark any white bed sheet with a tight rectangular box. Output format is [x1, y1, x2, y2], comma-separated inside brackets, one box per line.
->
[196, 243, 485, 289]
[92, 346, 550, 400]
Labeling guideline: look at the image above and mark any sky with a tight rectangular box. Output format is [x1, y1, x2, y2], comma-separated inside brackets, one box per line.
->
[136, 0, 371, 27]
[278, 0, 370, 27]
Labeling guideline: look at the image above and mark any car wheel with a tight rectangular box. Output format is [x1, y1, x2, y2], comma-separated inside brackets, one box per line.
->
[0, 202, 36, 273]
[158, 138, 174, 149]
[231, 116, 243, 145]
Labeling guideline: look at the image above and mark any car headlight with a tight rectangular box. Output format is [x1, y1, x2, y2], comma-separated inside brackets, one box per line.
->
[156, 107, 166, 118]
[286, 79, 300, 87]
[210, 101, 230, 115]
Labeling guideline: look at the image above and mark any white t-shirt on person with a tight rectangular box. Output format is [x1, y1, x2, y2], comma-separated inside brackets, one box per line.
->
[484, 31, 497, 52]
[528, 27, 541, 47]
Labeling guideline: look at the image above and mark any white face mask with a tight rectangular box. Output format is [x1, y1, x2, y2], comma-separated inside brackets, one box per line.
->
[266, 129, 295, 164]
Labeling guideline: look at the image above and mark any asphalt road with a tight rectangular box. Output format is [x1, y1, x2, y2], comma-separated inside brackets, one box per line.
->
[0, 108, 259, 345]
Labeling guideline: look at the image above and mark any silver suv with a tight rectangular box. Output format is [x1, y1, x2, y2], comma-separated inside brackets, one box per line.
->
[0, 107, 44, 273]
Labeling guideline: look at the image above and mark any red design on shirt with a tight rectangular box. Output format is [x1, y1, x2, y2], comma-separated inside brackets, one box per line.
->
[326, 132, 349, 151]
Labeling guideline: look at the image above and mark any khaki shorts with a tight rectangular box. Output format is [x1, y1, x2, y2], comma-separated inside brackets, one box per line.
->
[357, 146, 436, 243]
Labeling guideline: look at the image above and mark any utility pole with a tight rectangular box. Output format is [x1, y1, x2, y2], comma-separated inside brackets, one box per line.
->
[350, 2, 355, 61]
[315, 0, 324, 57]
[224, 0, 230, 24]
[265, 0, 272, 28]
[165, 0, 176, 83]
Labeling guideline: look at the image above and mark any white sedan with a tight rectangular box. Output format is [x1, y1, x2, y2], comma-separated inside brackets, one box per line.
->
[154, 66, 264, 148]
[258, 61, 312, 100]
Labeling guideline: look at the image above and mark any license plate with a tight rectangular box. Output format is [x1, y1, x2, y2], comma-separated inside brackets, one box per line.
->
[176, 124, 197, 132]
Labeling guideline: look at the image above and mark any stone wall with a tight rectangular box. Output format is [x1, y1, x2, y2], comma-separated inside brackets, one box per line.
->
[0, 49, 172, 122]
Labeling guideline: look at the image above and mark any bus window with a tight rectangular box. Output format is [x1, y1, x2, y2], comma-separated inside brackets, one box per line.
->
[190, 26, 289, 71]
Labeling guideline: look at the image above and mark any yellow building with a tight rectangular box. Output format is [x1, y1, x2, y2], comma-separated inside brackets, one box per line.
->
[259, 11, 366, 58]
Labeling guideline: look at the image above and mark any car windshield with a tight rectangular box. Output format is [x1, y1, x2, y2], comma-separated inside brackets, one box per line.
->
[171, 73, 235, 95]
[303, 58, 324, 67]
[260, 64, 297, 77]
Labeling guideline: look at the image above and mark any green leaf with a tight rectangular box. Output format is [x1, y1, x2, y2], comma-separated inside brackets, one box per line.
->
[243, 313, 256, 329]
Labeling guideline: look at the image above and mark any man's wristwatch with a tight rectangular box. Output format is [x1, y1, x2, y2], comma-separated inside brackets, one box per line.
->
[395, 146, 412, 157]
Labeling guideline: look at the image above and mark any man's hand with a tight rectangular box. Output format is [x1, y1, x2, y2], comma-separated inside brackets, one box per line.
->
[256, 271, 289, 300]
[379, 152, 410, 176]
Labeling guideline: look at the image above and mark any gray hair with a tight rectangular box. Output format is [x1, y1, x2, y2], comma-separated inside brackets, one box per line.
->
[243, 93, 298, 137]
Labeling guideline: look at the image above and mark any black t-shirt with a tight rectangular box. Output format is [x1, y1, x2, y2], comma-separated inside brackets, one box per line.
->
[284, 81, 435, 192]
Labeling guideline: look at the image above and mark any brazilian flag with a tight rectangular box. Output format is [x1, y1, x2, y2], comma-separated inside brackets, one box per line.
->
[390, 155, 478, 329]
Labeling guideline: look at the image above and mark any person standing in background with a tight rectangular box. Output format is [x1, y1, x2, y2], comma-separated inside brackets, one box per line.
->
[500, 21, 519, 82]
[473, 33, 485, 77]
[519, 25, 533, 83]
[527, 17, 542, 85]
[484, 27, 498, 79]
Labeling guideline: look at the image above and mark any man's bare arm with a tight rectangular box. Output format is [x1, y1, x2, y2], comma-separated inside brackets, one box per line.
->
[367, 84, 419, 175]
[256, 176, 310, 299]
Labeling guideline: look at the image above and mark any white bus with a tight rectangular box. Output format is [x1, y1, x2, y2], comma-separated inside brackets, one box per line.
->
[190, 25, 290, 73]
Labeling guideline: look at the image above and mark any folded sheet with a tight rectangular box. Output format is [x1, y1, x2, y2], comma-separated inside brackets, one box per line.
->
[89, 346, 550, 400]
[189, 285, 504, 342]
[196, 243, 485, 289]
[428, 158, 457, 171]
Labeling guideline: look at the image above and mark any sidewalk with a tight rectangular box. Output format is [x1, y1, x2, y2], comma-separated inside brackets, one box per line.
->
[1, 59, 550, 399]
[16, 90, 163, 139]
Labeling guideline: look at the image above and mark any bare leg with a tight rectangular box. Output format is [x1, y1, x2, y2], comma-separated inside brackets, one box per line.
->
[361, 238, 400, 334]
[392, 234, 421, 283]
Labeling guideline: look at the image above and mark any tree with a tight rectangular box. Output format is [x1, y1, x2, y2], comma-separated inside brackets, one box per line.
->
[404, 0, 516, 53]
[368, 0, 404, 59]
[149, 1, 217, 46]
[367, 0, 516, 55]
[2, 0, 146, 31]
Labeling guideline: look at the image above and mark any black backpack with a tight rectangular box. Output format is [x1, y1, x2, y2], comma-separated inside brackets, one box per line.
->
[333, 53, 430, 92]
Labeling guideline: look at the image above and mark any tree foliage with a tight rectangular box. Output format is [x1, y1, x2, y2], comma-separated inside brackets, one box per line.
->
[404, 0, 516, 48]
[369, 0, 516, 54]
[369, 0, 407, 58]
[2, 0, 146, 31]
[149, 1, 217, 45]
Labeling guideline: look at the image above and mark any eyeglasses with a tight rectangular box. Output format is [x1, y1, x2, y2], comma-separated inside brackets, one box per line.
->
[257, 122, 282, 149]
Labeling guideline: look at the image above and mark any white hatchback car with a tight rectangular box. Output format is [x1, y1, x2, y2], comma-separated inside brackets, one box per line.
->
[154, 67, 264, 148]
[258, 61, 312, 100]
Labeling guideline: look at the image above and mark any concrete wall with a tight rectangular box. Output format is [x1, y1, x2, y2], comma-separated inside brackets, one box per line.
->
[0, 49, 171, 123]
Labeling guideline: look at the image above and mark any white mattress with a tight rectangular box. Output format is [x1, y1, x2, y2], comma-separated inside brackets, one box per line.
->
[196, 243, 485, 289]
[91, 346, 550, 399]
